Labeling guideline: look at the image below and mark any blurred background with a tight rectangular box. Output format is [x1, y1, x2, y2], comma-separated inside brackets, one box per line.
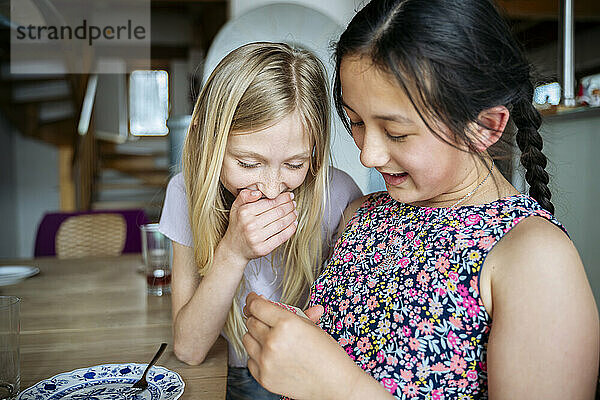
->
[0, 0, 599, 309]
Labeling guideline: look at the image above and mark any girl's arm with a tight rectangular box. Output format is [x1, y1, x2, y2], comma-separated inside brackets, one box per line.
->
[243, 292, 394, 400]
[485, 216, 599, 399]
[172, 190, 298, 365]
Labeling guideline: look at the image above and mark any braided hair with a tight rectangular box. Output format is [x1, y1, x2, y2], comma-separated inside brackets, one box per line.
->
[333, 0, 555, 213]
[513, 83, 554, 214]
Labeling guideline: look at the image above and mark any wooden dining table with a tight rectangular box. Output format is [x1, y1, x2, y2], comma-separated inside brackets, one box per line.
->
[0, 254, 228, 399]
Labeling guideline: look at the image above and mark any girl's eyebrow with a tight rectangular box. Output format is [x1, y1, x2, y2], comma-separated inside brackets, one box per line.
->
[231, 150, 310, 162]
[342, 101, 413, 124]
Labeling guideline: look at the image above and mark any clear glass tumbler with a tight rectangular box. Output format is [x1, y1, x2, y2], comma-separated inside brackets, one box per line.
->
[141, 224, 172, 296]
[0, 296, 20, 400]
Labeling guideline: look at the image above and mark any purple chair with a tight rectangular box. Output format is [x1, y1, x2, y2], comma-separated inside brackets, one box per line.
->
[34, 209, 149, 258]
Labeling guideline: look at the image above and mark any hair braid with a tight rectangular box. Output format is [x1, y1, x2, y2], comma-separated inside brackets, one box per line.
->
[513, 88, 555, 214]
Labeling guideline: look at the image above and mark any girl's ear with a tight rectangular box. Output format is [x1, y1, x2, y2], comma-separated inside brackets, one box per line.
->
[472, 105, 510, 152]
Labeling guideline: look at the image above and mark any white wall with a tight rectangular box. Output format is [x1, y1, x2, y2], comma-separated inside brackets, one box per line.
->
[0, 112, 60, 259]
[539, 114, 600, 311]
[14, 133, 60, 257]
[0, 114, 18, 258]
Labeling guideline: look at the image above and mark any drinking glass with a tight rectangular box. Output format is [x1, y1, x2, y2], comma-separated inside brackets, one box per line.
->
[0, 296, 20, 400]
[141, 224, 172, 296]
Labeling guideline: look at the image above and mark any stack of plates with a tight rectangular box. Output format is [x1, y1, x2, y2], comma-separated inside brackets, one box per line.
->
[0, 265, 39, 287]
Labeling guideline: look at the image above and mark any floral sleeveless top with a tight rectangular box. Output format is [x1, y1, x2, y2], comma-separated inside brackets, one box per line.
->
[309, 192, 566, 399]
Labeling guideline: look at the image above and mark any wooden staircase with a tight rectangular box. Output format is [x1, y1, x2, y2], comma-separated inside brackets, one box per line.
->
[94, 138, 170, 221]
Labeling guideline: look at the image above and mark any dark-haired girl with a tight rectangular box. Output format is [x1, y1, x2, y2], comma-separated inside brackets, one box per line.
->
[242, 0, 599, 398]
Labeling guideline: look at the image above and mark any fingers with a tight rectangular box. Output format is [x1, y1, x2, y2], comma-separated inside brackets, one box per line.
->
[260, 206, 297, 239]
[244, 292, 287, 327]
[304, 305, 325, 324]
[246, 355, 261, 385]
[261, 220, 298, 252]
[243, 331, 262, 362]
[231, 189, 263, 210]
[242, 191, 295, 216]
[245, 315, 271, 345]
[256, 199, 297, 229]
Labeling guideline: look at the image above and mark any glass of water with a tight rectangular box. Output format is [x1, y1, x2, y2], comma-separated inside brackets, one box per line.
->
[141, 224, 172, 296]
[0, 296, 20, 400]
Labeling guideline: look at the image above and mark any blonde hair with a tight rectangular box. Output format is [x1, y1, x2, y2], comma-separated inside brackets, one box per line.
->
[182, 42, 331, 360]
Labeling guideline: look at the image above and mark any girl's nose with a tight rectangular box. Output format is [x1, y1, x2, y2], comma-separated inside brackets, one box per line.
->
[359, 130, 390, 168]
[258, 172, 286, 199]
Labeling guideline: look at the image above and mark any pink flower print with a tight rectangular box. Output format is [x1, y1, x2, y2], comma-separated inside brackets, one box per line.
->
[387, 355, 398, 366]
[339, 299, 350, 312]
[393, 311, 401, 322]
[470, 276, 479, 293]
[403, 326, 412, 337]
[465, 214, 481, 226]
[355, 244, 363, 252]
[478, 235, 495, 250]
[344, 252, 353, 262]
[408, 337, 420, 351]
[400, 369, 414, 380]
[315, 283, 324, 291]
[449, 354, 466, 374]
[447, 331, 459, 348]
[376, 241, 386, 249]
[434, 287, 447, 297]
[431, 389, 444, 400]
[473, 229, 486, 238]
[449, 316, 464, 330]
[406, 231, 415, 239]
[367, 279, 377, 288]
[336, 320, 343, 330]
[357, 337, 371, 353]
[463, 296, 480, 317]
[414, 239, 422, 246]
[345, 288, 353, 297]
[457, 284, 468, 297]
[408, 288, 417, 297]
[479, 361, 487, 372]
[376, 350, 385, 363]
[416, 270, 430, 286]
[352, 294, 361, 304]
[338, 337, 350, 346]
[402, 382, 419, 398]
[485, 208, 498, 216]
[435, 257, 449, 273]
[344, 313, 355, 327]
[398, 257, 410, 268]
[374, 252, 382, 263]
[381, 378, 398, 394]
[366, 296, 378, 311]
[457, 379, 468, 389]
[466, 369, 478, 381]
[417, 319, 434, 335]
[431, 363, 448, 372]
[448, 271, 459, 283]
[367, 360, 376, 369]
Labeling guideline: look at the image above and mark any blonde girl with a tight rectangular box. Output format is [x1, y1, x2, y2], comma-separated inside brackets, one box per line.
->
[158, 42, 362, 400]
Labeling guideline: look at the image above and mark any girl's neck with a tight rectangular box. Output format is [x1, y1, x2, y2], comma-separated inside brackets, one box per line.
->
[412, 158, 518, 209]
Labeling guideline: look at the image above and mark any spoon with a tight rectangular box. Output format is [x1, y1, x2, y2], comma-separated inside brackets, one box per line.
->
[131, 343, 168, 391]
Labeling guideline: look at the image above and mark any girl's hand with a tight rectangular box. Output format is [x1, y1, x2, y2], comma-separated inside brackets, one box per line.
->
[242, 293, 393, 400]
[220, 190, 297, 264]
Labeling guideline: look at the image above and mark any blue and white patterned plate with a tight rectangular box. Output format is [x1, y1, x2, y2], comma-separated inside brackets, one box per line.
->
[18, 364, 184, 400]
